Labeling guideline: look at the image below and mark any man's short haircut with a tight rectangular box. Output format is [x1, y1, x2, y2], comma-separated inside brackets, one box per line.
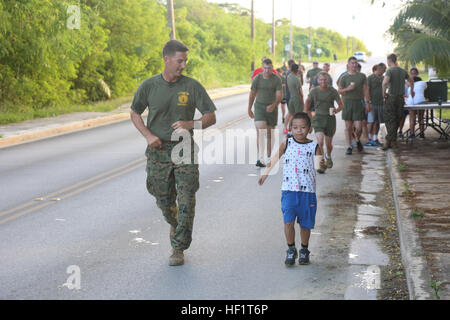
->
[387, 53, 397, 63]
[410, 67, 419, 74]
[348, 56, 357, 63]
[291, 63, 299, 72]
[262, 58, 273, 66]
[291, 112, 311, 128]
[163, 40, 189, 57]
[378, 62, 386, 69]
[288, 59, 295, 67]
[318, 71, 329, 79]
[372, 65, 378, 72]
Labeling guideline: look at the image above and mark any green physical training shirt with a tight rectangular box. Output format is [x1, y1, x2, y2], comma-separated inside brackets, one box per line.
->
[368, 74, 384, 105]
[131, 74, 216, 141]
[306, 67, 322, 89]
[308, 87, 340, 115]
[339, 72, 367, 100]
[251, 73, 282, 105]
[287, 73, 302, 105]
[385, 66, 408, 96]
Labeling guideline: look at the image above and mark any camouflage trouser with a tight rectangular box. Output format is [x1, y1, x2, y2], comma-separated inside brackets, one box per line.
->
[383, 95, 404, 142]
[145, 141, 199, 251]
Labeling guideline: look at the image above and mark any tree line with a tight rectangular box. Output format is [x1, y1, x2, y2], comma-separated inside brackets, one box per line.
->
[0, 0, 367, 119]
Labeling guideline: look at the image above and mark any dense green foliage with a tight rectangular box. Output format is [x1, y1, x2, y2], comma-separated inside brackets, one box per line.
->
[0, 0, 367, 123]
[387, 0, 449, 77]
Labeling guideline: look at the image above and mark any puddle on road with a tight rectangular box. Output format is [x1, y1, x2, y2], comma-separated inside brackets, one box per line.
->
[345, 148, 391, 300]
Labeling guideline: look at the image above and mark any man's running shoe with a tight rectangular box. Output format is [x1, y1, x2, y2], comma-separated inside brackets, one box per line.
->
[285, 247, 298, 266]
[365, 140, 375, 147]
[256, 160, 266, 168]
[325, 156, 333, 168]
[299, 248, 310, 265]
[357, 140, 364, 152]
[346, 147, 352, 155]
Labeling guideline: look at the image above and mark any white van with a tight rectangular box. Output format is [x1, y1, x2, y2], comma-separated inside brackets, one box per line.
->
[354, 52, 366, 62]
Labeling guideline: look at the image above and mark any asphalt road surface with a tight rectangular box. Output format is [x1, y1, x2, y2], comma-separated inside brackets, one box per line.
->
[0, 57, 392, 299]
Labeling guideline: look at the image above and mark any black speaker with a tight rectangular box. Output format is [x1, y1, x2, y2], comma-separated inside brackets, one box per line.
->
[424, 80, 447, 103]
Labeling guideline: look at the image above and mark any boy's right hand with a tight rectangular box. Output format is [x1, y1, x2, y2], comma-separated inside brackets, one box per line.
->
[258, 175, 267, 185]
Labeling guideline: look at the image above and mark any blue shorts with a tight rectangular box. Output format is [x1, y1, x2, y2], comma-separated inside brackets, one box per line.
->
[281, 191, 317, 229]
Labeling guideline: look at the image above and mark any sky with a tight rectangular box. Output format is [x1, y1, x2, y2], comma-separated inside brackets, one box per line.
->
[206, 0, 405, 56]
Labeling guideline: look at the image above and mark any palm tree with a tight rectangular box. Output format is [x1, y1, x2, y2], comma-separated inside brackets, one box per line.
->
[388, 0, 449, 77]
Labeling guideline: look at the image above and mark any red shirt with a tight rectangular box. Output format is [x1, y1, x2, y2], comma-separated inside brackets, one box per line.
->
[251, 67, 278, 80]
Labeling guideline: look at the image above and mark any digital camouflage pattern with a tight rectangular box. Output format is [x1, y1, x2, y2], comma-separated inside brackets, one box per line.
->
[383, 95, 404, 142]
[146, 140, 199, 251]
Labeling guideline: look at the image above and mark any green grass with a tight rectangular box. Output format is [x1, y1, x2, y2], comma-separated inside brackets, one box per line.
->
[397, 162, 407, 172]
[0, 95, 133, 125]
[410, 209, 424, 219]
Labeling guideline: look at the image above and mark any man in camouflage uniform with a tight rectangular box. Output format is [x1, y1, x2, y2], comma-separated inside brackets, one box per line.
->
[130, 40, 217, 266]
[381, 53, 414, 150]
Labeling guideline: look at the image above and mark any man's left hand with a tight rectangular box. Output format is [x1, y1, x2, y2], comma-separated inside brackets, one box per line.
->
[172, 121, 193, 131]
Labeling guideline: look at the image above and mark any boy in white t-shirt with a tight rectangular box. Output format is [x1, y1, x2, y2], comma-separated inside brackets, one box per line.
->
[258, 112, 327, 266]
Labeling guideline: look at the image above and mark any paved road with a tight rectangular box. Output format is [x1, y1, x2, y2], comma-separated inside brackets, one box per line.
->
[0, 58, 394, 299]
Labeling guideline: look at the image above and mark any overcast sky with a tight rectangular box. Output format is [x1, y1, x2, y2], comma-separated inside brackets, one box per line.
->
[207, 0, 405, 56]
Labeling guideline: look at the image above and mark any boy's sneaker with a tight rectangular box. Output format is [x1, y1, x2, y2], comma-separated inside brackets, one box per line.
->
[397, 131, 403, 137]
[346, 147, 352, 155]
[285, 247, 298, 266]
[356, 140, 364, 152]
[256, 160, 266, 168]
[299, 248, 310, 265]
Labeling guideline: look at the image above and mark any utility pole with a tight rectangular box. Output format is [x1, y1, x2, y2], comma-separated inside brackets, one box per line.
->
[308, 0, 311, 61]
[271, 0, 275, 59]
[251, 0, 255, 71]
[289, 0, 293, 59]
[167, 0, 176, 40]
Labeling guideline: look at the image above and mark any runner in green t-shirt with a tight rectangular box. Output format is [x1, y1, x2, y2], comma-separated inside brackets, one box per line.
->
[381, 53, 414, 150]
[305, 72, 343, 171]
[248, 58, 282, 167]
[338, 56, 371, 155]
[366, 63, 386, 147]
[285, 63, 304, 133]
[306, 61, 322, 91]
[130, 40, 217, 266]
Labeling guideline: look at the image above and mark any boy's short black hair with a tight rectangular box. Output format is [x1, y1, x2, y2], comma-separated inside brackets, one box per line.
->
[410, 67, 419, 74]
[262, 58, 273, 66]
[291, 112, 311, 127]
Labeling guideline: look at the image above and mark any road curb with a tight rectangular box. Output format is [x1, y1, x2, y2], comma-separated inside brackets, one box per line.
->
[386, 149, 434, 300]
[0, 86, 250, 149]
